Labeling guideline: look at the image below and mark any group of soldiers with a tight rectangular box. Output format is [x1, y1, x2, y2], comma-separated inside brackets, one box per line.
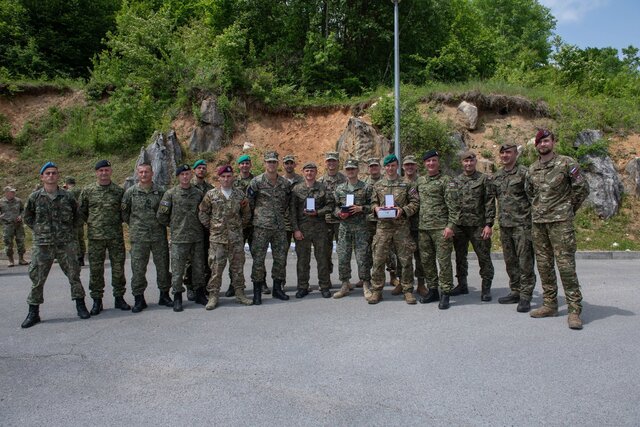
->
[16, 128, 589, 331]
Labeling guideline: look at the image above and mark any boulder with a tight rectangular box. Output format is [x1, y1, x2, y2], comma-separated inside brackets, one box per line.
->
[189, 97, 225, 153]
[199, 97, 224, 126]
[623, 157, 640, 197]
[457, 101, 478, 130]
[124, 130, 184, 190]
[574, 129, 603, 148]
[582, 154, 623, 219]
[335, 117, 393, 172]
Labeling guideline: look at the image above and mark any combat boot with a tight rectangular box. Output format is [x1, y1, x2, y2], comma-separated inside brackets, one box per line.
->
[262, 283, 271, 295]
[252, 282, 263, 305]
[367, 291, 381, 305]
[21, 304, 41, 328]
[234, 288, 253, 306]
[114, 296, 131, 311]
[438, 293, 450, 310]
[498, 291, 520, 304]
[7, 254, 14, 267]
[132, 295, 147, 313]
[205, 291, 219, 311]
[530, 306, 558, 318]
[568, 313, 583, 330]
[516, 299, 531, 313]
[90, 298, 103, 315]
[362, 281, 373, 300]
[78, 256, 85, 267]
[173, 292, 183, 312]
[480, 279, 492, 302]
[158, 291, 173, 307]
[75, 298, 91, 319]
[333, 282, 351, 299]
[450, 277, 468, 296]
[224, 284, 235, 297]
[355, 280, 364, 288]
[295, 288, 309, 299]
[419, 288, 440, 304]
[321, 288, 332, 298]
[390, 276, 402, 295]
[194, 287, 208, 305]
[187, 289, 196, 301]
[416, 278, 428, 298]
[18, 254, 28, 265]
[272, 279, 289, 301]
[404, 291, 417, 305]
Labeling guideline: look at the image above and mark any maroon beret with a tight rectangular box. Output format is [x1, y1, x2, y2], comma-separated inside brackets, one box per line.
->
[217, 165, 233, 176]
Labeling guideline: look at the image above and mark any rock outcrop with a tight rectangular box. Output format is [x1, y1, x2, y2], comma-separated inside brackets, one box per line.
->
[335, 117, 393, 171]
[189, 97, 225, 153]
[124, 130, 183, 190]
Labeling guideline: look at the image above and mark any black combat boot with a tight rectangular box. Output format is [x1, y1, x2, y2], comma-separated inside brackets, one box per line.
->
[272, 279, 289, 301]
[295, 288, 309, 299]
[194, 287, 208, 305]
[438, 293, 450, 310]
[481, 279, 492, 302]
[450, 277, 468, 296]
[114, 296, 131, 310]
[224, 284, 235, 297]
[158, 291, 173, 307]
[419, 288, 440, 304]
[173, 292, 183, 312]
[132, 295, 146, 313]
[90, 298, 103, 315]
[21, 304, 41, 328]
[498, 291, 520, 304]
[252, 282, 263, 305]
[75, 298, 91, 319]
[517, 299, 531, 313]
[320, 288, 332, 298]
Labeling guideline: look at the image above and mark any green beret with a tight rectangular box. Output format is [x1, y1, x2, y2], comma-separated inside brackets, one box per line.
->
[192, 159, 206, 169]
[237, 154, 251, 164]
[383, 154, 398, 166]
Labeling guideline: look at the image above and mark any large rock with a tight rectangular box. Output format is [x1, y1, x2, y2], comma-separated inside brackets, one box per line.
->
[623, 157, 640, 197]
[457, 101, 478, 130]
[582, 154, 623, 219]
[124, 130, 184, 190]
[335, 117, 393, 172]
[189, 97, 225, 153]
[574, 129, 603, 148]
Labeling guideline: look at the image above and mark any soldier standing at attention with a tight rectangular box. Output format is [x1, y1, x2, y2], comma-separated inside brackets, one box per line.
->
[416, 150, 460, 309]
[247, 151, 292, 304]
[452, 151, 496, 302]
[493, 143, 536, 313]
[317, 152, 346, 281]
[80, 160, 130, 315]
[0, 185, 28, 267]
[368, 154, 419, 305]
[526, 129, 589, 330]
[157, 164, 207, 312]
[290, 162, 334, 299]
[282, 154, 304, 292]
[121, 163, 173, 312]
[64, 177, 86, 266]
[21, 162, 90, 328]
[198, 165, 253, 310]
[332, 159, 373, 299]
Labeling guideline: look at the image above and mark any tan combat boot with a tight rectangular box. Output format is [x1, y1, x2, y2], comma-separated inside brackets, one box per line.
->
[18, 254, 28, 265]
[568, 313, 583, 330]
[234, 288, 253, 306]
[362, 281, 372, 300]
[404, 291, 417, 305]
[367, 291, 381, 305]
[7, 254, 14, 267]
[205, 291, 219, 310]
[355, 280, 363, 288]
[416, 279, 428, 298]
[530, 306, 558, 318]
[333, 282, 351, 299]
[390, 277, 402, 296]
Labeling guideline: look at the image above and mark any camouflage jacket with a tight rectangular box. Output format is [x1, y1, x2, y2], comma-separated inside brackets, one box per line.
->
[371, 176, 419, 230]
[24, 187, 80, 245]
[284, 173, 304, 231]
[493, 165, 531, 228]
[247, 173, 291, 230]
[0, 196, 23, 224]
[199, 187, 250, 244]
[233, 173, 254, 195]
[405, 175, 420, 232]
[455, 171, 496, 227]
[526, 153, 590, 223]
[416, 173, 460, 231]
[364, 175, 382, 222]
[290, 181, 333, 231]
[121, 183, 167, 243]
[193, 178, 214, 195]
[333, 179, 372, 228]
[157, 185, 204, 243]
[79, 182, 125, 240]
[318, 172, 346, 224]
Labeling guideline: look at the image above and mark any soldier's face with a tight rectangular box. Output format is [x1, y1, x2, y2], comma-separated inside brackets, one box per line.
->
[403, 163, 417, 176]
[219, 172, 234, 189]
[5, 191, 15, 200]
[499, 148, 518, 168]
[96, 166, 113, 185]
[462, 157, 477, 175]
[239, 160, 252, 175]
[325, 159, 338, 172]
[194, 165, 207, 179]
[384, 161, 399, 177]
[178, 170, 192, 186]
[368, 164, 380, 177]
[284, 161, 296, 174]
[424, 157, 440, 175]
[137, 165, 153, 185]
[41, 168, 59, 185]
[345, 167, 359, 179]
[535, 136, 555, 155]
[303, 167, 317, 181]
[265, 160, 278, 173]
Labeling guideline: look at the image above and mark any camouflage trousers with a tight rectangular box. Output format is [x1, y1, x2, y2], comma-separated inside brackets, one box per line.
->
[207, 239, 245, 294]
[27, 243, 85, 305]
[251, 226, 287, 283]
[76, 225, 86, 259]
[324, 222, 340, 274]
[454, 225, 494, 282]
[532, 220, 582, 314]
[371, 225, 416, 293]
[130, 239, 171, 296]
[171, 241, 205, 295]
[88, 238, 127, 299]
[184, 231, 211, 291]
[367, 221, 397, 277]
[337, 223, 371, 283]
[295, 222, 331, 290]
[3, 222, 25, 257]
[396, 228, 424, 283]
[500, 226, 536, 301]
[418, 229, 454, 293]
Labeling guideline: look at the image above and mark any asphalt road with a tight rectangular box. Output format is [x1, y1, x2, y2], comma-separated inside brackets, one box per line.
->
[0, 253, 638, 426]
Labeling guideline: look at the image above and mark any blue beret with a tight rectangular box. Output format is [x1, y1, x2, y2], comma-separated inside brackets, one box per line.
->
[95, 159, 111, 170]
[422, 150, 439, 161]
[193, 159, 206, 169]
[175, 164, 191, 176]
[237, 154, 251, 164]
[40, 161, 57, 175]
[383, 154, 398, 166]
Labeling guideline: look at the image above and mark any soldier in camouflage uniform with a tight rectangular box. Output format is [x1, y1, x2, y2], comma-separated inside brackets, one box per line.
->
[290, 162, 334, 299]
[525, 129, 589, 330]
[157, 164, 207, 312]
[121, 163, 173, 313]
[65, 177, 86, 266]
[452, 151, 496, 302]
[0, 185, 28, 266]
[282, 154, 304, 292]
[198, 165, 252, 310]
[416, 150, 460, 309]
[493, 143, 536, 313]
[21, 162, 90, 328]
[79, 160, 130, 314]
[247, 151, 292, 304]
[368, 154, 419, 305]
[317, 152, 346, 280]
[332, 159, 372, 299]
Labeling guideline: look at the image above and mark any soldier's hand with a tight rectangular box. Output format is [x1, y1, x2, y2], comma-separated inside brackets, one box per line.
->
[443, 227, 454, 240]
[395, 208, 403, 219]
[481, 225, 492, 240]
[348, 205, 361, 214]
[304, 209, 317, 217]
[338, 211, 350, 219]
[240, 199, 249, 208]
[294, 230, 304, 240]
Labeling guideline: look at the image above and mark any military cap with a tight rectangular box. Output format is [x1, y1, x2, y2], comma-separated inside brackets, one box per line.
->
[95, 159, 111, 170]
[4, 185, 16, 192]
[535, 128, 554, 145]
[344, 159, 359, 169]
[383, 154, 398, 166]
[402, 155, 417, 165]
[422, 150, 439, 161]
[367, 158, 381, 166]
[217, 165, 233, 176]
[460, 150, 476, 160]
[283, 154, 295, 163]
[324, 152, 339, 161]
[237, 154, 251, 164]
[175, 164, 191, 176]
[264, 151, 279, 161]
[302, 162, 317, 170]
[64, 176, 76, 185]
[40, 161, 57, 175]
[193, 159, 206, 169]
[499, 142, 518, 153]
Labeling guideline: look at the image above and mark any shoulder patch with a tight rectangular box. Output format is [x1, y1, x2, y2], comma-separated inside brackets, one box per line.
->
[570, 166, 583, 182]
[160, 200, 171, 207]
[247, 187, 255, 197]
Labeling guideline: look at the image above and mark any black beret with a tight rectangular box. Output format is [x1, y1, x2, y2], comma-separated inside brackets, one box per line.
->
[175, 164, 191, 176]
[95, 159, 111, 170]
[422, 150, 439, 161]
